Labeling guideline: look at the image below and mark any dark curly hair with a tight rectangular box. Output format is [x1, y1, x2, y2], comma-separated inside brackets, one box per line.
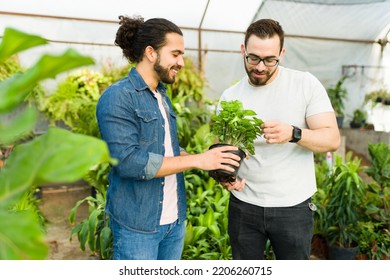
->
[115, 15, 183, 63]
[245, 19, 284, 53]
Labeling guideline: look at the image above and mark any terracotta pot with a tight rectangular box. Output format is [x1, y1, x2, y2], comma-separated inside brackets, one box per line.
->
[355, 253, 369, 260]
[208, 143, 246, 183]
[311, 234, 329, 260]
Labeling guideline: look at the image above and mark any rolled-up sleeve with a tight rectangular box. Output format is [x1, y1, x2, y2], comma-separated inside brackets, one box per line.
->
[144, 152, 164, 180]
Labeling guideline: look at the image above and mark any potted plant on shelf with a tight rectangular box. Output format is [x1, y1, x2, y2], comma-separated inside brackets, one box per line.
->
[364, 89, 388, 106]
[327, 76, 348, 128]
[349, 108, 367, 129]
[321, 152, 366, 259]
[208, 100, 263, 183]
[364, 89, 390, 132]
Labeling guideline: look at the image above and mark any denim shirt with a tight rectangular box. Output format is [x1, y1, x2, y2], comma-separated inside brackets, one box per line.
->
[96, 68, 186, 232]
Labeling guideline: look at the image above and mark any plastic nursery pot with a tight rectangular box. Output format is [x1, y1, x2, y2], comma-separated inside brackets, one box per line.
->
[208, 143, 246, 183]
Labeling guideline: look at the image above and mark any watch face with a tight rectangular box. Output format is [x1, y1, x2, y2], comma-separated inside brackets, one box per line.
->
[290, 126, 301, 143]
[294, 127, 302, 139]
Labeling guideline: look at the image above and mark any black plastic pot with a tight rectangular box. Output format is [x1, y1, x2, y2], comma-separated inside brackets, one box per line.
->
[208, 143, 246, 183]
[349, 120, 364, 129]
[336, 116, 344, 128]
[328, 245, 359, 260]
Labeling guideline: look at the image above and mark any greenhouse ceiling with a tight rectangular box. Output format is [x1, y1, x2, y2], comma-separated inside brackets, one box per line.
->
[1, 0, 389, 47]
[1, 0, 390, 118]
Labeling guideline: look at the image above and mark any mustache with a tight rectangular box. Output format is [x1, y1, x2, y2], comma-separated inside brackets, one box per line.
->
[252, 70, 267, 75]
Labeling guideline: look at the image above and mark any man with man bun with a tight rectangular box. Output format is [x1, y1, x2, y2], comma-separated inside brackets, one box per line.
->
[96, 15, 241, 260]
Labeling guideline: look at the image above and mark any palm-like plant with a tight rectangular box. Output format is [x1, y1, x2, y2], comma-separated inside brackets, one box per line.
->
[323, 152, 366, 249]
[327, 76, 348, 117]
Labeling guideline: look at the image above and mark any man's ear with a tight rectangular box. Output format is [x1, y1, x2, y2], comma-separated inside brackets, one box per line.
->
[278, 48, 286, 63]
[240, 44, 245, 58]
[144, 46, 156, 62]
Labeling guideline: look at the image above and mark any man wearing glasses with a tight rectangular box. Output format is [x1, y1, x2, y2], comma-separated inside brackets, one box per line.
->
[218, 19, 340, 260]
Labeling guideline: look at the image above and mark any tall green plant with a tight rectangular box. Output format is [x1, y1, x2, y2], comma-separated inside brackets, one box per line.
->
[69, 187, 112, 259]
[0, 27, 113, 259]
[322, 152, 366, 248]
[327, 75, 348, 116]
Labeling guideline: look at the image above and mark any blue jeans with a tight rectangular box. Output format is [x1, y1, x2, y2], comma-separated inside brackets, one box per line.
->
[110, 218, 185, 260]
[228, 194, 314, 260]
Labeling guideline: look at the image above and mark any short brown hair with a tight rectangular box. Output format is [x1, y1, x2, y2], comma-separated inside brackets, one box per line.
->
[245, 19, 284, 53]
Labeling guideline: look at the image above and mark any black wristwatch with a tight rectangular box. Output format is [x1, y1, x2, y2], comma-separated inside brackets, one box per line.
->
[289, 125, 302, 143]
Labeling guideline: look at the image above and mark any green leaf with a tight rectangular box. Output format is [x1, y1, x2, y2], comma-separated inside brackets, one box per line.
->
[0, 49, 94, 113]
[208, 224, 221, 239]
[87, 209, 101, 252]
[99, 226, 112, 259]
[0, 106, 37, 144]
[193, 226, 207, 243]
[184, 222, 194, 246]
[0, 210, 48, 259]
[78, 220, 89, 252]
[204, 208, 215, 227]
[69, 196, 98, 224]
[0, 127, 112, 209]
[0, 28, 48, 61]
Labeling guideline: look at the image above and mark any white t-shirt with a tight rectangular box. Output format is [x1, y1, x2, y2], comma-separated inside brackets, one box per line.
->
[218, 66, 333, 207]
[154, 90, 178, 225]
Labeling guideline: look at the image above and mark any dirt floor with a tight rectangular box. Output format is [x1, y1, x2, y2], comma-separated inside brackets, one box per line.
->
[39, 184, 99, 260]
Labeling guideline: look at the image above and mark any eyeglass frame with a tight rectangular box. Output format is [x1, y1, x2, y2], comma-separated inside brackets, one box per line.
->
[244, 50, 280, 67]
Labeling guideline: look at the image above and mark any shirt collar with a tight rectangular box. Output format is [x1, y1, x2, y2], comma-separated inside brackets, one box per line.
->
[127, 67, 167, 94]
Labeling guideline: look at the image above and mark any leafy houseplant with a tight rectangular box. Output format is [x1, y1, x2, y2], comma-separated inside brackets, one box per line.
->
[349, 108, 367, 129]
[363, 89, 390, 132]
[364, 143, 390, 229]
[208, 100, 263, 183]
[35, 69, 110, 138]
[364, 89, 390, 107]
[327, 76, 348, 128]
[321, 152, 366, 259]
[356, 221, 390, 260]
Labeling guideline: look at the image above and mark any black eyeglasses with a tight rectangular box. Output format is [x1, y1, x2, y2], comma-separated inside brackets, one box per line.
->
[244, 50, 279, 67]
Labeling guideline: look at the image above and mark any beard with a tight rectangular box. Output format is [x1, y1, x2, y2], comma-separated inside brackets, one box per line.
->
[154, 55, 179, 84]
[244, 61, 278, 86]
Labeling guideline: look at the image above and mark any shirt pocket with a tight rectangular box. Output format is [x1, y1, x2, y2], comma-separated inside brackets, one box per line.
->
[135, 110, 159, 146]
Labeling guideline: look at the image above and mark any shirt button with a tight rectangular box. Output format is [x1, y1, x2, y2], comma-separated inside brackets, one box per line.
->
[161, 182, 165, 185]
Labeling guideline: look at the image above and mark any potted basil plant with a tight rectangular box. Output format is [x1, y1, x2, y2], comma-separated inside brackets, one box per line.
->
[209, 100, 263, 183]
